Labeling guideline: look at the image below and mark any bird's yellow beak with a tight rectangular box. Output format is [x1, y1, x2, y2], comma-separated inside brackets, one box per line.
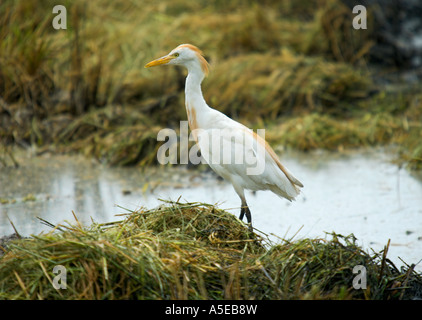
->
[144, 55, 174, 68]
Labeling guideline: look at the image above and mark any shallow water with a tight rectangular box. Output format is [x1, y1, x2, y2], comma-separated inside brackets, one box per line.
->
[1, 149, 421, 271]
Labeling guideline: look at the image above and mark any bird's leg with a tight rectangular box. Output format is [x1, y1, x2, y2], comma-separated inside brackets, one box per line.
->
[244, 206, 252, 226]
[239, 206, 245, 221]
[239, 198, 253, 232]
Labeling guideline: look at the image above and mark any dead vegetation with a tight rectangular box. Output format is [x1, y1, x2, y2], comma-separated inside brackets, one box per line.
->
[0, 201, 420, 300]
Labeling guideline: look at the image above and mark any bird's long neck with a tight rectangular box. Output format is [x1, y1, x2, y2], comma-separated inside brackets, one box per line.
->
[184, 68, 210, 133]
[185, 71, 207, 109]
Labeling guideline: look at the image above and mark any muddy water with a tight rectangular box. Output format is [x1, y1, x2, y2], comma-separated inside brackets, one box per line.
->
[1, 149, 421, 271]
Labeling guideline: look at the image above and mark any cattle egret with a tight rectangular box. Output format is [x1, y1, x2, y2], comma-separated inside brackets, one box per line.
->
[145, 44, 303, 230]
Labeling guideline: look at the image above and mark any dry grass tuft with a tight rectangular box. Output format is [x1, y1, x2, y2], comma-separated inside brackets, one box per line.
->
[1, 201, 420, 300]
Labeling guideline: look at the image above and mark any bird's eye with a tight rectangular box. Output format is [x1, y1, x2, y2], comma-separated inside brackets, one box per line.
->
[173, 52, 179, 57]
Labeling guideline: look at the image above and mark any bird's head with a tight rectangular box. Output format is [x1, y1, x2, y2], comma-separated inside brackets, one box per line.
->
[145, 44, 209, 76]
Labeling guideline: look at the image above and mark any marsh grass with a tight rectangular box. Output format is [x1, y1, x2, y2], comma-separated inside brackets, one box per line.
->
[263, 90, 422, 170]
[0, 201, 421, 300]
[0, 0, 420, 169]
[204, 49, 372, 121]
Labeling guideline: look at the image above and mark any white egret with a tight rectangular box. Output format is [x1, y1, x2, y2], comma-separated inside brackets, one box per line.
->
[145, 44, 303, 230]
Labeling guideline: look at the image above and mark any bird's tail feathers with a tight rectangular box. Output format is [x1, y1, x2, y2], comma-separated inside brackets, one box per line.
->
[269, 177, 301, 202]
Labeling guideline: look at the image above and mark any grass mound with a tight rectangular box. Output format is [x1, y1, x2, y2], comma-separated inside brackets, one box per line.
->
[0, 201, 420, 300]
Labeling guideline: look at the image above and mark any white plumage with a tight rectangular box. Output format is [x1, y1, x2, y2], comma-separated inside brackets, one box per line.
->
[145, 44, 303, 229]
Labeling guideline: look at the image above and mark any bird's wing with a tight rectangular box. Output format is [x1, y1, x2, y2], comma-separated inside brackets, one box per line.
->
[246, 128, 304, 188]
[196, 117, 303, 200]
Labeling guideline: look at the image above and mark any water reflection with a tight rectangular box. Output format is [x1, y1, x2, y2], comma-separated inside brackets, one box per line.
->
[1, 149, 421, 271]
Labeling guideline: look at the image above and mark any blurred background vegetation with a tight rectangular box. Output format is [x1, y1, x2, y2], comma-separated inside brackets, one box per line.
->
[0, 0, 421, 169]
